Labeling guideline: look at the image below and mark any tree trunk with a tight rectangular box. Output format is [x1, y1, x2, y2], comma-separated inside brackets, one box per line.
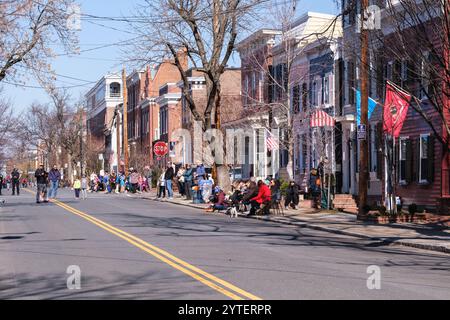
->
[216, 164, 231, 193]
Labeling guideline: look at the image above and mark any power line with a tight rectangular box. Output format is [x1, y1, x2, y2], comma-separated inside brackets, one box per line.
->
[1, 80, 96, 90]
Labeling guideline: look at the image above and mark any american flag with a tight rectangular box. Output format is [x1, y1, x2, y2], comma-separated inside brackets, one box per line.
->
[310, 110, 336, 128]
[266, 129, 279, 152]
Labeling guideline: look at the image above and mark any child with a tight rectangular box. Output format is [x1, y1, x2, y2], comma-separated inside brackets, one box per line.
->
[73, 177, 81, 199]
[157, 172, 166, 198]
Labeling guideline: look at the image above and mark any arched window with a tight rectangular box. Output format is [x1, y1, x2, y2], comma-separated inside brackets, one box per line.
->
[110, 82, 121, 98]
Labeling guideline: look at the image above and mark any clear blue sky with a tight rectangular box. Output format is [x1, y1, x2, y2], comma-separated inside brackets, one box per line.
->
[1, 0, 339, 112]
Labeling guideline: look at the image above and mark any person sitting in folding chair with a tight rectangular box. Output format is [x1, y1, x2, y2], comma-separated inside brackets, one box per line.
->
[249, 180, 271, 216]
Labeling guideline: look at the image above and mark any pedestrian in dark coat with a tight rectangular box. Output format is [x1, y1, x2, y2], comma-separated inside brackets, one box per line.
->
[285, 181, 300, 210]
[11, 167, 21, 196]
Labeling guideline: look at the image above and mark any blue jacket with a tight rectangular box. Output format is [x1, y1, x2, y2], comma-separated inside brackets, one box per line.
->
[183, 169, 193, 182]
[196, 165, 206, 177]
[48, 169, 61, 182]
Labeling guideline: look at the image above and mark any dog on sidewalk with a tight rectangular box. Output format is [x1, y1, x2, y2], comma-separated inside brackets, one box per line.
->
[227, 206, 239, 218]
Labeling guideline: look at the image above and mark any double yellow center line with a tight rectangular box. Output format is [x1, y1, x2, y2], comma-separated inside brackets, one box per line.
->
[26, 188, 261, 300]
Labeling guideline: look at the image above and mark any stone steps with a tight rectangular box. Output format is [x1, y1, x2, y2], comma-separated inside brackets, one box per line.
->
[333, 194, 358, 214]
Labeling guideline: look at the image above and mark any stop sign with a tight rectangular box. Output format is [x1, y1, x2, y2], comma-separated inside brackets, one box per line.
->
[154, 141, 169, 157]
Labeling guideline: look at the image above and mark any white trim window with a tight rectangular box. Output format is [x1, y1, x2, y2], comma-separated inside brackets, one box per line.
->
[323, 75, 330, 105]
[399, 136, 408, 184]
[244, 75, 249, 107]
[311, 80, 317, 106]
[259, 71, 264, 102]
[252, 72, 257, 101]
[419, 133, 430, 183]
[420, 51, 430, 100]
[369, 124, 378, 173]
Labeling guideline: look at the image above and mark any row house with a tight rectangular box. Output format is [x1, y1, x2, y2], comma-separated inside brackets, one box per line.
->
[123, 51, 187, 169]
[85, 73, 123, 172]
[340, 0, 449, 213]
[226, 29, 281, 180]
[180, 68, 242, 167]
[231, 12, 342, 182]
[283, 13, 342, 188]
[155, 82, 183, 164]
[126, 68, 150, 166]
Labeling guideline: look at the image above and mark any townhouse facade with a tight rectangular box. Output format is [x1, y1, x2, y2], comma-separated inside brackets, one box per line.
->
[232, 13, 342, 183]
[340, 0, 449, 213]
[85, 73, 123, 173]
[180, 68, 242, 167]
[226, 29, 281, 180]
[119, 51, 187, 170]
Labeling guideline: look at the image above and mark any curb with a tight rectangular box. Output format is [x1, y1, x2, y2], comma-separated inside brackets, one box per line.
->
[132, 194, 450, 254]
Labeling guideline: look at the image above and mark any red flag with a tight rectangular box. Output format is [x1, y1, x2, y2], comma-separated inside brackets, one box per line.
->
[383, 82, 412, 138]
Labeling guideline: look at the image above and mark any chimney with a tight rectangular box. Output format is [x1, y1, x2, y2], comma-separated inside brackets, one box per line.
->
[176, 48, 189, 71]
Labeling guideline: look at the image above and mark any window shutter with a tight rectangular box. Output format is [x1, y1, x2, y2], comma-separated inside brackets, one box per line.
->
[405, 139, 412, 184]
[394, 138, 400, 184]
[376, 123, 383, 180]
[414, 138, 420, 183]
[427, 135, 435, 183]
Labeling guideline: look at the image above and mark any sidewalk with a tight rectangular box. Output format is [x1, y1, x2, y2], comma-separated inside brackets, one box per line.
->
[128, 191, 450, 254]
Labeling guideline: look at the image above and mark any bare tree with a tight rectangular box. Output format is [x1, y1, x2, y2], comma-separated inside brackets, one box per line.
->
[341, 0, 449, 150]
[18, 87, 83, 178]
[241, 1, 341, 180]
[127, 0, 266, 190]
[0, 92, 17, 162]
[0, 0, 79, 83]
[380, 0, 449, 151]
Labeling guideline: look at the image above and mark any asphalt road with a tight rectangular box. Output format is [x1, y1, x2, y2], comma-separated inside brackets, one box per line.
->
[0, 188, 449, 300]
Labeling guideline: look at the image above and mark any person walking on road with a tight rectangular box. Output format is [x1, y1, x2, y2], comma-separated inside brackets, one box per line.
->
[81, 175, 88, 200]
[165, 163, 175, 199]
[48, 165, 61, 199]
[35, 164, 48, 204]
[11, 166, 21, 196]
[73, 177, 81, 199]
[0, 173, 3, 196]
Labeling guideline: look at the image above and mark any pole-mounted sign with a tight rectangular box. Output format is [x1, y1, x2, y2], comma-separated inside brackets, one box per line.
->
[154, 141, 169, 157]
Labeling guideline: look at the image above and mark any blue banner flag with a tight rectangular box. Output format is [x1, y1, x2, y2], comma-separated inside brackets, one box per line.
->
[356, 89, 378, 125]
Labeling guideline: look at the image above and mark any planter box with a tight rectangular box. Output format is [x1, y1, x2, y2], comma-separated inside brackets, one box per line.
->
[358, 214, 430, 224]
[299, 200, 314, 209]
[357, 215, 397, 224]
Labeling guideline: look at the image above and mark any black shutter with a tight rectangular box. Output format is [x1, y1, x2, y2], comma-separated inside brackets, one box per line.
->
[414, 138, 420, 183]
[427, 135, 435, 183]
[394, 138, 400, 184]
[376, 123, 383, 180]
[283, 63, 288, 93]
[405, 139, 412, 184]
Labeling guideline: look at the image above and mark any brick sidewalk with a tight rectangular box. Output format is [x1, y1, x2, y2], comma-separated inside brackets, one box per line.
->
[127, 192, 450, 254]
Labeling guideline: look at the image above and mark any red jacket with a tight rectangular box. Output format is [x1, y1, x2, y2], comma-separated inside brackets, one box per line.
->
[251, 184, 271, 204]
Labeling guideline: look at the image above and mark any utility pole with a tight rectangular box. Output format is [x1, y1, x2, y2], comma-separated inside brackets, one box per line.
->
[116, 107, 121, 173]
[79, 106, 84, 177]
[122, 68, 129, 176]
[358, 0, 369, 215]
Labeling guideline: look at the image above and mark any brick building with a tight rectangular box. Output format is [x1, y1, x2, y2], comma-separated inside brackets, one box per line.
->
[179, 68, 242, 167]
[85, 73, 123, 172]
[340, 0, 450, 213]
